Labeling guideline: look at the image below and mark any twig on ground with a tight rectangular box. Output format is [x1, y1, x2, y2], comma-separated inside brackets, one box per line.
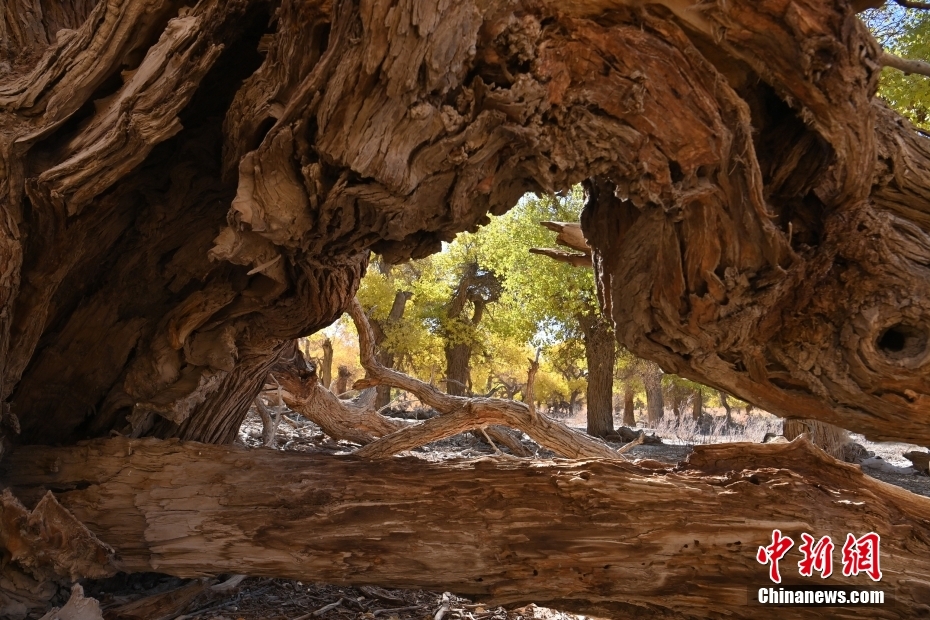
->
[434, 592, 452, 620]
[308, 597, 344, 617]
[372, 605, 425, 617]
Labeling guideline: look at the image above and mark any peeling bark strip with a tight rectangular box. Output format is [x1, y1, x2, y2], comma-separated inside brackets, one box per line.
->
[2, 437, 930, 619]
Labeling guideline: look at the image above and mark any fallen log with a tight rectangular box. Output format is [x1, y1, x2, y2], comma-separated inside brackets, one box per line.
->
[2, 436, 929, 619]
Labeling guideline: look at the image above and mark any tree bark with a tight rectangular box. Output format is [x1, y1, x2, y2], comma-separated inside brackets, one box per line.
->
[692, 389, 703, 422]
[622, 386, 635, 427]
[3, 436, 929, 619]
[522, 353, 540, 412]
[444, 344, 471, 397]
[580, 313, 615, 437]
[333, 366, 351, 396]
[720, 391, 733, 427]
[1, 0, 929, 450]
[369, 290, 412, 408]
[783, 419, 850, 461]
[320, 338, 334, 391]
[643, 364, 664, 425]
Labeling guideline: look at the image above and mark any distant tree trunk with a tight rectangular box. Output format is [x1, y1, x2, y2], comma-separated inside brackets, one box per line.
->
[320, 338, 334, 390]
[581, 313, 615, 437]
[334, 366, 351, 396]
[523, 352, 540, 412]
[623, 386, 635, 426]
[369, 291, 412, 408]
[569, 389, 580, 415]
[692, 389, 703, 421]
[444, 344, 471, 397]
[643, 364, 664, 425]
[670, 390, 683, 418]
[783, 419, 850, 461]
[443, 263, 500, 397]
[719, 391, 733, 426]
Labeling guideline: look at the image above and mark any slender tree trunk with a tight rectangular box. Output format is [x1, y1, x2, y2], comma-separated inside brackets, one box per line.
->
[581, 313, 615, 437]
[320, 338, 334, 391]
[371, 291, 412, 409]
[719, 391, 733, 426]
[523, 352, 540, 412]
[692, 389, 703, 421]
[444, 344, 471, 397]
[622, 386, 635, 426]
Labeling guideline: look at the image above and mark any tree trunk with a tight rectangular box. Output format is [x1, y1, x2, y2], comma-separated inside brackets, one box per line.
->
[3, 436, 928, 620]
[719, 391, 733, 427]
[444, 344, 471, 397]
[622, 386, 635, 426]
[642, 364, 664, 425]
[692, 389, 703, 422]
[580, 313, 615, 437]
[522, 353, 539, 412]
[320, 338, 334, 391]
[333, 366, 352, 396]
[783, 419, 850, 461]
[370, 290, 412, 409]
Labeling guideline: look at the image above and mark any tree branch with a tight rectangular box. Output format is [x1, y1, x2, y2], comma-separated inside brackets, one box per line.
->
[348, 298, 619, 459]
[894, 0, 930, 10]
[881, 51, 930, 77]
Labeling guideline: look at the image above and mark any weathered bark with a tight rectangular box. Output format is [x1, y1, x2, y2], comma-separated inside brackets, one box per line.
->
[320, 338, 334, 391]
[643, 364, 664, 425]
[350, 298, 587, 458]
[576, 3, 930, 444]
[2, 0, 929, 449]
[580, 313, 615, 437]
[444, 344, 471, 397]
[622, 386, 636, 426]
[783, 419, 850, 461]
[272, 346, 406, 445]
[3, 436, 930, 619]
[253, 396, 280, 447]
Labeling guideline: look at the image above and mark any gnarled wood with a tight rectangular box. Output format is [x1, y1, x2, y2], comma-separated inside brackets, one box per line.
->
[2, 436, 929, 619]
[1, 0, 929, 449]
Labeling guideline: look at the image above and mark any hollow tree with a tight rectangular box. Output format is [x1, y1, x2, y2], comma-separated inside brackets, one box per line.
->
[3, 0, 930, 617]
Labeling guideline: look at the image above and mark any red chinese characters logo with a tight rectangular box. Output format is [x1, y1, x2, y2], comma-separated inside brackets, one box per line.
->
[757, 531, 881, 583]
[756, 529, 794, 583]
[841, 532, 883, 581]
[798, 533, 834, 578]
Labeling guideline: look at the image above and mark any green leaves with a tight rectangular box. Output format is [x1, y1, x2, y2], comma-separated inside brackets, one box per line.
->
[863, 4, 930, 130]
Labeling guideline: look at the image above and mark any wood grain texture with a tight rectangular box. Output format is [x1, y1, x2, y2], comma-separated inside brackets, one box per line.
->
[0, 0, 929, 448]
[3, 436, 930, 619]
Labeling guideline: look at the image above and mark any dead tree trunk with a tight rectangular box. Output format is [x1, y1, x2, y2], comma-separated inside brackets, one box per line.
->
[580, 313, 615, 437]
[320, 338, 334, 391]
[3, 436, 929, 620]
